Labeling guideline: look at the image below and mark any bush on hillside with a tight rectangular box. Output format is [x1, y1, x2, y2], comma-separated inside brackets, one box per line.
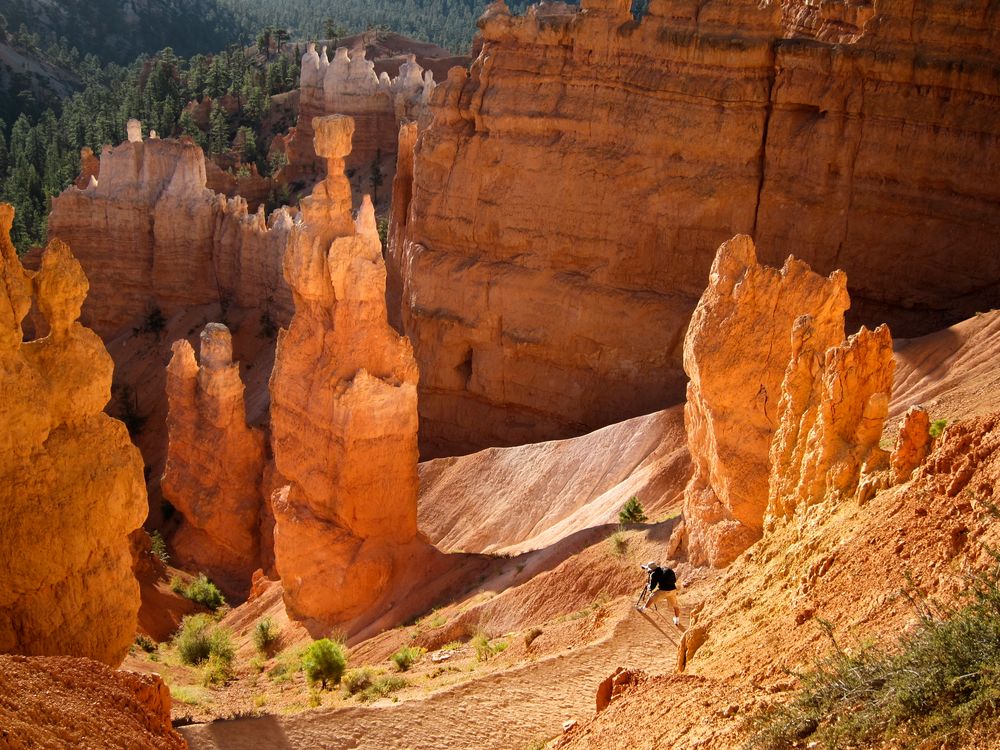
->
[175, 613, 235, 677]
[252, 617, 279, 653]
[619, 496, 648, 524]
[391, 645, 426, 672]
[302, 638, 347, 690]
[180, 573, 226, 611]
[748, 556, 1000, 749]
[342, 667, 375, 695]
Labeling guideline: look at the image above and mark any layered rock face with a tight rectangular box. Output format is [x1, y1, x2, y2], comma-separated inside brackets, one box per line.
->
[269, 115, 422, 625]
[0, 206, 146, 666]
[675, 235, 849, 567]
[284, 44, 436, 187]
[767, 321, 894, 523]
[393, 0, 1000, 456]
[161, 323, 267, 597]
[48, 123, 293, 340]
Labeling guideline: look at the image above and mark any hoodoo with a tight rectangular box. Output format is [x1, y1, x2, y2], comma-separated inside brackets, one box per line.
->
[672, 235, 849, 568]
[162, 322, 268, 598]
[0, 205, 146, 666]
[269, 115, 424, 626]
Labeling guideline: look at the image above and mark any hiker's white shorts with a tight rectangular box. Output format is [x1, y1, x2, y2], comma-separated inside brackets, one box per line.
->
[647, 589, 679, 610]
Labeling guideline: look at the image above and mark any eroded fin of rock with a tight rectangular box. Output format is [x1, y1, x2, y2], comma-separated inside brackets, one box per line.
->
[0, 205, 146, 666]
[673, 235, 849, 567]
[767, 320, 895, 525]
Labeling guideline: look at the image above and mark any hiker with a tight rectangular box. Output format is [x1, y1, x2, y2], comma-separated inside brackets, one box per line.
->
[638, 561, 682, 626]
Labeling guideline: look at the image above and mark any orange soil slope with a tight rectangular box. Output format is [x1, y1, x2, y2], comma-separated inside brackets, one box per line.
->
[419, 406, 690, 554]
[0, 655, 185, 750]
[556, 312, 1000, 749]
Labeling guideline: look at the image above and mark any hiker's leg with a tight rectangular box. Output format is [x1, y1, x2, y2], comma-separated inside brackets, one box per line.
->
[665, 590, 680, 618]
[646, 590, 666, 610]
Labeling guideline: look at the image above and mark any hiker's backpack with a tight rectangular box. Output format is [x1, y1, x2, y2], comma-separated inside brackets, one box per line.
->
[650, 566, 676, 591]
[661, 567, 676, 591]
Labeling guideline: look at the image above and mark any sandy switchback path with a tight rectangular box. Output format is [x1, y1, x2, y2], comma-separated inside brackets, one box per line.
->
[181, 602, 681, 750]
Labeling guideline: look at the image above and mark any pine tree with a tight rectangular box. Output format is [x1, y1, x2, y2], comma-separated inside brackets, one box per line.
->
[208, 103, 229, 155]
[618, 496, 648, 525]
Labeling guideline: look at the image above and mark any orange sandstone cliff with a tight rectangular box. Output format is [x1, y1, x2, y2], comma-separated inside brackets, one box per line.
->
[0, 206, 146, 666]
[268, 115, 427, 627]
[392, 0, 1000, 457]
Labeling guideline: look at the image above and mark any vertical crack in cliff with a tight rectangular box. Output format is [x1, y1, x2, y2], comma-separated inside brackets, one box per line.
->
[751, 45, 779, 240]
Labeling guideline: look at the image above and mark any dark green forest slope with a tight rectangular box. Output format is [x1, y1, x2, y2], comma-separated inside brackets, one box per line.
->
[0, 43, 299, 252]
[221, 0, 542, 53]
[0, 0, 252, 64]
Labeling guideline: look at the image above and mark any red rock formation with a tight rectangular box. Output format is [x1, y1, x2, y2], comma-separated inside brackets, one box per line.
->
[0, 206, 146, 666]
[283, 43, 437, 190]
[162, 323, 267, 597]
[891, 405, 932, 484]
[675, 236, 849, 568]
[767, 322, 895, 523]
[48, 127, 293, 340]
[269, 115, 424, 626]
[392, 0, 1000, 456]
[74, 147, 101, 190]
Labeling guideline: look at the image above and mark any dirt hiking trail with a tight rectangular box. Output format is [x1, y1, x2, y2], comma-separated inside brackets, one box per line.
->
[180, 600, 682, 750]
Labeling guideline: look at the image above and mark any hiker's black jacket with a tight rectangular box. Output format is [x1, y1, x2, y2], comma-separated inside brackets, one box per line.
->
[648, 567, 677, 592]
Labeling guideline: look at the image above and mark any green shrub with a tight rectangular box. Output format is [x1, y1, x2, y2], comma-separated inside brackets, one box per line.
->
[267, 646, 307, 683]
[252, 617, 279, 653]
[342, 667, 375, 695]
[618, 496, 648, 524]
[747, 560, 1000, 749]
[929, 418, 948, 439]
[202, 651, 233, 686]
[175, 614, 233, 673]
[302, 638, 347, 690]
[135, 633, 157, 653]
[182, 573, 226, 610]
[169, 575, 185, 594]
[149, 530, 169, 564]
[471, 631, 508, 662]
[609, 529, 628, 556]
[175, 614, 213, 665]
[357, 675, 408, 703]
[391, 645, 426, 672]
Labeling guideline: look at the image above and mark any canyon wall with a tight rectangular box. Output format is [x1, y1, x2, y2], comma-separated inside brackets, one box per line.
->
[392, 0, 1000, 457]
[0, 206, 146, 666]
[269, 115, 426, 626]
[48, 123, 294, 341]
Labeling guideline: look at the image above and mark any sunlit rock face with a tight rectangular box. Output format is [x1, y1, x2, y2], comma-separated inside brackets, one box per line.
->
[674, 235, 849, 568]
[48, 127, 293, 340]
[390, 0, 1000, 457]
[0, 205, 146, 666]
[162, 323, 267, 599]
[269, 115, 423, 625]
